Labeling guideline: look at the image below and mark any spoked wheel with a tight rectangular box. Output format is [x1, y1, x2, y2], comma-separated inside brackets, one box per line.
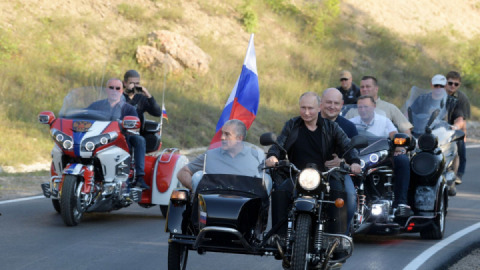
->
[52, 199, 61, 214]
[160, 205, 168, 218]
[420, 192, 446, 240]
[60, 175, 87, 226]
[168, 241, 189, 270]
[291, 214, 312, 270]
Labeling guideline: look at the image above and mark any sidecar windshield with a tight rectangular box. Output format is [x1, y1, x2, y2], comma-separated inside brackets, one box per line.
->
[58, 86, 128, 121]
[195, 141, 268, 197]
[403, 86, 450, 136]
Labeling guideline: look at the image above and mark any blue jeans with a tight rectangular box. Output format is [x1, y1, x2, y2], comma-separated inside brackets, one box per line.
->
[393, 154, 410, 207]
[127, 135, 146, 177]
[457, 140, 466, 177]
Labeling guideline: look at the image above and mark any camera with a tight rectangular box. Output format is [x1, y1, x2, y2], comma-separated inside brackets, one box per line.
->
[135, 86, 143, 92]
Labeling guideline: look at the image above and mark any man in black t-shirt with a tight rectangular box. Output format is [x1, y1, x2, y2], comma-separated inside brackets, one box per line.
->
[266, 92, 361, 235]
[445, 71, 470, 184]
[336, 70, 361, 104]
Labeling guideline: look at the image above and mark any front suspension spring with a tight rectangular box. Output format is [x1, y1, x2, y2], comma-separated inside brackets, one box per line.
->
[314, 223, 324, 252]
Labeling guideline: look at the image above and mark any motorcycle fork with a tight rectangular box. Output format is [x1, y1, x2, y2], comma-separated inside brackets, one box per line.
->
[314, 193, 324, 254]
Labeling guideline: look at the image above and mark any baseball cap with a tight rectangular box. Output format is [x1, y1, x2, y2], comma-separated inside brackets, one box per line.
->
[431, 74, 446, 86]
[340, 70, 352, 80]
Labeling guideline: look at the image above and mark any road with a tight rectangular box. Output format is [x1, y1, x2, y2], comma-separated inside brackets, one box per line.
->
[1, 147, 480, 270]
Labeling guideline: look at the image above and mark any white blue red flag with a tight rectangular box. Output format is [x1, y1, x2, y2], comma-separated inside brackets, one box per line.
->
[209, 34, 259, 147]
[162, 104, 168, 122]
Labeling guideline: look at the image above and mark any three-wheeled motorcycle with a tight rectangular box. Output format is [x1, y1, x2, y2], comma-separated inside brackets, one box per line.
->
[38, 86, 187, 226]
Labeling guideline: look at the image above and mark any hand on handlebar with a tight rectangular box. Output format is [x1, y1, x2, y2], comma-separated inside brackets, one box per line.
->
[266, 156, 279, 167]
[350, 163, 362, 174]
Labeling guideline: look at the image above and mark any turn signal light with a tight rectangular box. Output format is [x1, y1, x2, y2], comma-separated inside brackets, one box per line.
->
[394, 137, 407, 145]
[334, 198, 344, 208]
[171, 190, 187, 201]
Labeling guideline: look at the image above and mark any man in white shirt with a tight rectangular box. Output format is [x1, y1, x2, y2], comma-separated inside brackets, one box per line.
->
[349, 95, 412, 217]
[349, 95, 397, 138]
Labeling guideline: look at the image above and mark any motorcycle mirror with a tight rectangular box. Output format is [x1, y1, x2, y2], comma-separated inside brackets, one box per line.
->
[426, 109, 440, 132]
[260, 132, 277, 146]
[260, 132, 288, 155]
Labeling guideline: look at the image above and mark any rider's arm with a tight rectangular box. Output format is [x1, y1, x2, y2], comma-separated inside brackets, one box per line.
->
[177, 166, 193, 190]
[144, 95, 162, 117]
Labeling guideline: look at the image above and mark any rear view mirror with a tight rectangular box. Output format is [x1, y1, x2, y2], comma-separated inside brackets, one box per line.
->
[260, 132, 277, 146]
[38, 111, 56, 125]
[122, 116, 141, 129]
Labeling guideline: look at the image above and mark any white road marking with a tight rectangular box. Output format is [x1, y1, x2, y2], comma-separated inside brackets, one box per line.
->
[403, 222, 480, 270]
[0, 195, 44, 205]
[466, 144, 480, 149]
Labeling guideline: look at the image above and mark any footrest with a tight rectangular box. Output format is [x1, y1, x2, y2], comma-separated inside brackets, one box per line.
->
[41, 182, 51, 198]
[130, 187, 143, 202]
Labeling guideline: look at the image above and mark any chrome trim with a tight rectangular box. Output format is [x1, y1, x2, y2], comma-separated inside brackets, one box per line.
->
[193, 226, 253, 250]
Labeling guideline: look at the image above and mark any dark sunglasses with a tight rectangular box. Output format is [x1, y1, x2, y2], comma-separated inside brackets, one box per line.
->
[108, 86, 122, 90]
[340, 78, 349, 81]
[447, 81, 460, 87]
[433, 84, 444, 88]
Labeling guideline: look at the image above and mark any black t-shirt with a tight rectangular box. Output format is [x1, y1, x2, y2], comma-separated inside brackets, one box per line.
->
[289, 123, 326, 171]
[336, 83, 361, 105]
[449, 90, 471, 124]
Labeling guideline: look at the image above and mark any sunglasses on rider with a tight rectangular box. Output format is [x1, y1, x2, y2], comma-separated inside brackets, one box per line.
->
[447, 81, 460, 87]
[108, 86, 122, 90]
[433, 84, 444, 88]
[340, 78, 349, 81]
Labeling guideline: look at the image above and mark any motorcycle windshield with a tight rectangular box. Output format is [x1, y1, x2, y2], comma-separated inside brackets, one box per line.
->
[58, 86, 128, 121]
[196, 141, 268, 198]
[403, 86, 450, 136]
[341, 104, 391, 143]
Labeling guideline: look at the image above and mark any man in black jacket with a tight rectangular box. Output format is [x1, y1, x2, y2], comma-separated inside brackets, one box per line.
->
[122, 70, 162, 190]
[266, 91, 361, 235]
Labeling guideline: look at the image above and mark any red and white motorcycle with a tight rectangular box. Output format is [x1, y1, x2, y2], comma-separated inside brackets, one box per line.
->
[38, 86, 188, 226]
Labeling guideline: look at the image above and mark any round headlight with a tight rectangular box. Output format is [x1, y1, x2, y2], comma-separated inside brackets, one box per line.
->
[298, 168, 321, 190]
[360, 159, 366, 169]
[369, 153, 379, 163]
[100, 137, 109, 145]
[63, 140, 73, 150]
[56, 134, 64, 142]
[85, 141, 95, 152]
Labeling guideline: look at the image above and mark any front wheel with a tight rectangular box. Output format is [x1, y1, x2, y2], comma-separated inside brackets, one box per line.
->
[420, 192, 446, 240]
[291, 214, 312, 270]
[168, 241, 188, 270]
[52, 199, 61, 214]
[60, 175, 85, 226]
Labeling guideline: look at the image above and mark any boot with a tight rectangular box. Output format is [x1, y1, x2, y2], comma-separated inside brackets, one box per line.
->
[136, 176, 150, 190]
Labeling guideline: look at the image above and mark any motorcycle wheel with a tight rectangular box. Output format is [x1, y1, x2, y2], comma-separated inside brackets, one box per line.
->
[291, 214, 312, 270]
[52, 199, 61, 214]
[168, 241, 188, 270]
[420, 192, 446, 240]
[160, 205, 168, 218]
[60, 175, 84, 226]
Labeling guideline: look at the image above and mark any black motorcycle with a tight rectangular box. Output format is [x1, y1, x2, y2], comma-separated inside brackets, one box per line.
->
[165, 141, 277, 270]
[262, 133, 368, 270]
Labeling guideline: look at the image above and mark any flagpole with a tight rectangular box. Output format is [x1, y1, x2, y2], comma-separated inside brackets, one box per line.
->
[160, 53, 167, 138]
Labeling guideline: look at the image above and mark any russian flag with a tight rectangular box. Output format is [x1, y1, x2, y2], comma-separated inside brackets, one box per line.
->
[162, 104, 168, 122]
[209, 34, 259, 147]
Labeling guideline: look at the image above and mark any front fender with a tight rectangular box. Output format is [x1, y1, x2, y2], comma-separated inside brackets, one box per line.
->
[165, 188, 190, 234]
[294, 197, 316, 213]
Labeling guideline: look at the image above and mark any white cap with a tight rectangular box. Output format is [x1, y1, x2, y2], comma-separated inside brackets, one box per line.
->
[431, 74, 447, 86]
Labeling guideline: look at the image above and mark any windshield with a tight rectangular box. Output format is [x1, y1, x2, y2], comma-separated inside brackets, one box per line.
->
[403, 86, 451, 136]
[58, 86, 128, 121]
[195, 141, 268, 196]
[341, 104, 391, 141]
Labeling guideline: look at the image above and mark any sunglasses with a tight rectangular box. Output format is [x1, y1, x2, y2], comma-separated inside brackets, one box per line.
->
[108, 86, 122, 90]
[447, 81, 460, 87]
[433, 84, 444, 88]
[340, 78, 349, 81]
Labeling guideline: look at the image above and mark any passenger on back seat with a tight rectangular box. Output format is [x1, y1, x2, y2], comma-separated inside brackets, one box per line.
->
[122, 70, 162, 190]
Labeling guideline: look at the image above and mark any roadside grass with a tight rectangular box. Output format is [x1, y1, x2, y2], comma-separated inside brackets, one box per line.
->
[1, 0, 480, 168]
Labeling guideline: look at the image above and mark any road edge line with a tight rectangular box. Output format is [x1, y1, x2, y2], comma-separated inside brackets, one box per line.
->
[403, 222, 480, 270]
[0, 195, 45, 205]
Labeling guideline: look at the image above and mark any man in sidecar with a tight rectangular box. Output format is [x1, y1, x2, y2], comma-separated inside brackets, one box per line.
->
[177, 119, 271, 194]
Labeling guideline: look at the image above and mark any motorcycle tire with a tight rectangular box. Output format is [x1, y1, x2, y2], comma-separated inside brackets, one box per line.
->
[160, 205, 168, 218]
[168, 241, 188, 270]
[291, 214, 312, 270]
[60, 175, 84, 226]
[420, 192, 446, 240]
[52, 199, 61, 214]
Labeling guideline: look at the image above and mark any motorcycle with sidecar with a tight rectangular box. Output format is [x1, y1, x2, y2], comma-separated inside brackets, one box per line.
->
[38, 86, 187, 226]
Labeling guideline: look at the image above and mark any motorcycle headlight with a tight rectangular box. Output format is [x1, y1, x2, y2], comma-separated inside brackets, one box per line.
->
[51, 129, 73, 150]
[298, 168, 321, 190]
[360, 150, 389, 169]
[82, 132, 118, 152]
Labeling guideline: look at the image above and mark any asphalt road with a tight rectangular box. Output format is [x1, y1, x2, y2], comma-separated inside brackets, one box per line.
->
[1, 147, 480, 270]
